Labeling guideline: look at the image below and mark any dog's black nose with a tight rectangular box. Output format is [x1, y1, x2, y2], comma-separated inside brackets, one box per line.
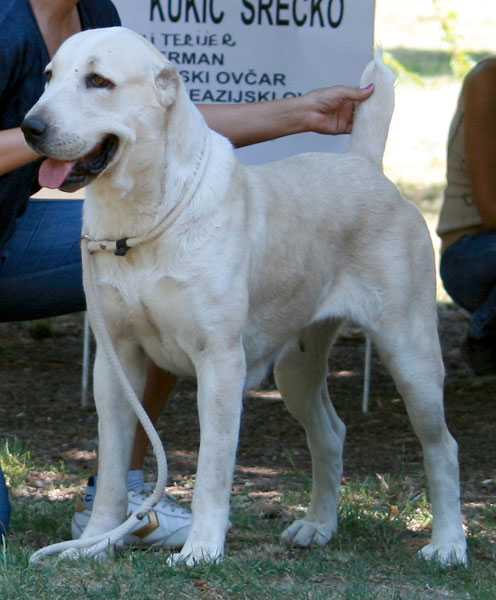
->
[21, 116, 48, 140]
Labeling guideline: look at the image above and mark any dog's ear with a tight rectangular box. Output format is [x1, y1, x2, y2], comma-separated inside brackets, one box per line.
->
[154, 66, 179, 108]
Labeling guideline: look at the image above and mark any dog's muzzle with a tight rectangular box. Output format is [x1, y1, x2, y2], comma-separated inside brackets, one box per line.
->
[21, 116, 49, 145]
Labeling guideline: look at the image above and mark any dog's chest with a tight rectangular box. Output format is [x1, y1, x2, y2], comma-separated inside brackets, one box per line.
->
[98, 264, 197, 377]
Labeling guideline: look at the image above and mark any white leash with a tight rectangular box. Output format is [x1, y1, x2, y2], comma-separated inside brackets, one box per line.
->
[81, 313, 91, 408]
[30, 132, 211, 564]
[30, 240, 169, 563]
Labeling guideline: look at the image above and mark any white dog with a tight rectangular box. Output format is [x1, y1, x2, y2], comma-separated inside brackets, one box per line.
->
[23, 27, 467, 566]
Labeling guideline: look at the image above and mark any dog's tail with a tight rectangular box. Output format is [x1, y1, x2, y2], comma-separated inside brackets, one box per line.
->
[349, 50, 396, 167]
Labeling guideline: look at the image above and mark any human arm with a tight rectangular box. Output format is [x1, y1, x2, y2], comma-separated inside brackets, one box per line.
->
[0, 127, 41, 176]
[0, 85, 373, 176]
[0, 85, 373, 175]
[197, 84, 374, 148]
[464, 58, 496, 230]
[0, 44, 41, 176]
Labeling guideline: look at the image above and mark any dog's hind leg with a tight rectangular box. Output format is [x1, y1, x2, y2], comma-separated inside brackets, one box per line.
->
[275, 319, 345, 547]
[367, 307, 467, 566]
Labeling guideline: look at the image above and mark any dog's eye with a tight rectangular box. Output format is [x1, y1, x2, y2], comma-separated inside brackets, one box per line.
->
[85, 73, 115, 90]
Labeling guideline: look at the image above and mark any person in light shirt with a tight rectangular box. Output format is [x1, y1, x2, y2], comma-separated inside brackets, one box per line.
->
[437, 57, 496, 375]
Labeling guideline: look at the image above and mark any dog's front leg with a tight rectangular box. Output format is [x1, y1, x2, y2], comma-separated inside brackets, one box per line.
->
[171, 341, 246, 566]
[81, 343, 146, 544]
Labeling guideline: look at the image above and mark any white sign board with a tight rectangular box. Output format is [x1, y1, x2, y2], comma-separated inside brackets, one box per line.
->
[113, 0, 375, 163]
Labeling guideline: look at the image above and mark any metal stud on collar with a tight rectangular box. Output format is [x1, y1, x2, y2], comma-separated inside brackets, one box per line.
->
[114, 238, 130, 256]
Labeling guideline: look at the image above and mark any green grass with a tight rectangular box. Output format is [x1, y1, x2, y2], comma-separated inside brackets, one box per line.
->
[0, 439, 33, 489]
[1, 443, 495, 599]
[383, 46, 492, 94]
[395, 181, 444, 214]
[387, 48, 491, 80]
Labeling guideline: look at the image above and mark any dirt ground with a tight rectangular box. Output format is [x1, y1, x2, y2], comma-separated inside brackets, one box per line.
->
[0, 303, 494, 529]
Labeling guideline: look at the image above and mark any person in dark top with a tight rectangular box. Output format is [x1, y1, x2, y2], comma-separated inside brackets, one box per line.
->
[0, 0, 121, 251]
[0, 0, 374, 544]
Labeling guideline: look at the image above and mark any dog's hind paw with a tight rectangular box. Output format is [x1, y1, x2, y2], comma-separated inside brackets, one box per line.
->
[418, 541, 468, 567]
[280, 519, 334, 547]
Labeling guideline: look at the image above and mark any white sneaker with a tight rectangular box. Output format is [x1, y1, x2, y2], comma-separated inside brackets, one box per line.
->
[71, 481, 191, 548]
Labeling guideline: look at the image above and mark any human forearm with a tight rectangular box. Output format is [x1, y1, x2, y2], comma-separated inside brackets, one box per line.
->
[0, 128, 41, 176]
[198, 98, 306, 148]
[198, 84, 373, 148]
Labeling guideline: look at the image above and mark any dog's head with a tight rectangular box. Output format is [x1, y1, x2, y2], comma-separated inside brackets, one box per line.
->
[22, 27, 179, 192]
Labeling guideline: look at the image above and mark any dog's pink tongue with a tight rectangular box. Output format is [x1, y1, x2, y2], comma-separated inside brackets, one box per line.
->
[38, 158, 76, 189]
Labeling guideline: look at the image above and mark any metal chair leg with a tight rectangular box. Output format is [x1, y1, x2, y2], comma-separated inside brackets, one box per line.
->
[362, 335, 372, 414]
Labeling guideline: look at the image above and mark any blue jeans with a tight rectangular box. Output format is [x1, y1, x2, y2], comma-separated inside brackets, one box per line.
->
[0, 468, 10, 535]
[440, 232, 496, 339]
[0, 200, 85, 532]
[0, 200, 85, 322]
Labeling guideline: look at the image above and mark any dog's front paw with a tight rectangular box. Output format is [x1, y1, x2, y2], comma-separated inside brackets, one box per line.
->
[168, 541, 224, 567]
[281, 519, 334, 547]
[59, 522, 125, 561]
[418, 541, 468, 567]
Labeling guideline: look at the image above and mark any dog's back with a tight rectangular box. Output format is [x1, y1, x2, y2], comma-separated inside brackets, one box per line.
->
[229, 55, 431, 376]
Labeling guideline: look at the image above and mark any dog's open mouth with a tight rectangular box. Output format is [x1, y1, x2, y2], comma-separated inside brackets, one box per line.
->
[38, 134, 119, 191]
